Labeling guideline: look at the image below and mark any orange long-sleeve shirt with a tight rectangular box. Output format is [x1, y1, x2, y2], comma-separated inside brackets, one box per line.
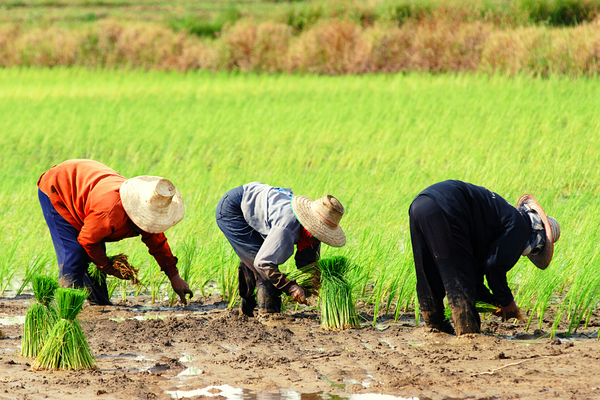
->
[37, 159, 179, 279]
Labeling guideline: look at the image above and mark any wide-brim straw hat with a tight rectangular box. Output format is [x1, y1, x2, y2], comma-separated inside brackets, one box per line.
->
[292, 195, 346, 247]
[120, 176, 184, 234]
[291, 194, 346, 247]
[517, 194, 560, 270]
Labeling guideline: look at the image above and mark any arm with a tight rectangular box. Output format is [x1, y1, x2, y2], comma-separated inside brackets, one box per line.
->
[295, 241, 321, 268]
[484, 221, 529, 307]
[254, 226, 298, 294]
[77, 212, 114, 271]
[141, 232, 193, 304]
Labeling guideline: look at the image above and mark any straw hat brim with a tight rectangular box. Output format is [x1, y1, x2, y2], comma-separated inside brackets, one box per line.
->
[120, 177, 184, 234]
[517, 194, 554, 270]
[291, 195, 346, 247]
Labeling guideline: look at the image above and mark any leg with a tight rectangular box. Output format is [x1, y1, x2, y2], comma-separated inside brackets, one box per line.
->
[410, 196, 453, 333]
[410, 195, 479, 334]
[38, 190, 112, 305]
[216, 187, 264, 315]
[238, 260, 257, 317]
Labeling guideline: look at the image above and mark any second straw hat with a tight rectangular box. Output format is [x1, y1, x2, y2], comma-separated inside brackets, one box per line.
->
[517, 194, 560, 270]
[120, 176, 184, 234]
[291, 194, 346, 247]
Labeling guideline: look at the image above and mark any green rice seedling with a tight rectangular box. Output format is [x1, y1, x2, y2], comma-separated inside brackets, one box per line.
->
[443, 302, 501, 320]
[32, 288, 95, 370]
[15, 254, 51, 296]
[21, 275, 59, 358]
[318, 256, 360, 330]
[285, 262, 321, 297]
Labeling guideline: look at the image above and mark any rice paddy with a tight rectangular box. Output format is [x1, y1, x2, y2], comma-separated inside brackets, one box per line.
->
[1, 68, 599, 336]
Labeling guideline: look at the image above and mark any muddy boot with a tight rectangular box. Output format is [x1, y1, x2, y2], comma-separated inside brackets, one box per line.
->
[421, 310, 455, 334]
[257, 282, 281, 314]
[451, 307, 480, 336]
[240, 297, 257, 317]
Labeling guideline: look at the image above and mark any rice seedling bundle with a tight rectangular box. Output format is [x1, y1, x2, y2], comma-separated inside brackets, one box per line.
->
[21, 275, 59, 358]
[318, 256, 360, 330]
[443, 302, 501, 320]
[32, 288, 96, 370]
[286, 262, 321, 297]
[109, 254, 140, 284]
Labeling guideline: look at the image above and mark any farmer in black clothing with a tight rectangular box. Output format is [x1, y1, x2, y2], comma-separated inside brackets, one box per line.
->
[409, 180, 560, 335]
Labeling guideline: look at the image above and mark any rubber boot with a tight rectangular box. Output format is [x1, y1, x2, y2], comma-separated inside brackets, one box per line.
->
[421, 310, 455, 334]
[257, 281, 281, 314]
[240, 297, 257, 317]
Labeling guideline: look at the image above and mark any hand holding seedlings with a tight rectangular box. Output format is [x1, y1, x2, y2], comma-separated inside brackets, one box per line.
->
[494, 300, 523, 321]
[107, 254, 140, 284]
[289, 284, 308, 305]
[170, 274, 194, 305]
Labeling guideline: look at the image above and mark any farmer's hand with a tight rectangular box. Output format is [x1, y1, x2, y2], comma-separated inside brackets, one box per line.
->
[289, 284, 308, 305]
[102, 265, 125, 280]
[170, 274, 193, 305]
[495, 301, 521, 322]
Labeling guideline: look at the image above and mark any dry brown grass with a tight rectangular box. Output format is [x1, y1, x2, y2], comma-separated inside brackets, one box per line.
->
[1, 18, 600, 76]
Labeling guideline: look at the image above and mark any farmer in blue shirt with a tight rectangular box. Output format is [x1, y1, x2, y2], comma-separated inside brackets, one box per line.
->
[216, 182, 346, 316]
[409, 180, 560, 335]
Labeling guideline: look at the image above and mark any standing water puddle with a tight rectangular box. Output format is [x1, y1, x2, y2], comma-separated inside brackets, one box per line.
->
[0, 315, 25, 325]
[165, 385, 419, 399]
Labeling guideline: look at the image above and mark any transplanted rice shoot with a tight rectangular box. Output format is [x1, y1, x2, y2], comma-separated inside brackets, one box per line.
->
[318, 256, 359, 330]
[21, 275, 59, 358]
[32, 288, 96, 370]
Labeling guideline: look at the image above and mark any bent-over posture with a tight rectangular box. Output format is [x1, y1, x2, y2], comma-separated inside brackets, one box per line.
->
[409, 180, 560, 335]
[38, 159, 193, 305]
[216, 182, 346, 316]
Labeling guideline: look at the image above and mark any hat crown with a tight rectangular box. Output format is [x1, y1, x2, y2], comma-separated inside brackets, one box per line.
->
[150, 178, 176, 208]
[312, 195, 344, 227]
[547, 216, 560, 243]
[120, 175, 184, 234]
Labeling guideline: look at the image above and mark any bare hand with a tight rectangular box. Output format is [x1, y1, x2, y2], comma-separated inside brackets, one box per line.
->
[494, 301, 522, 321]
[289, 284, 308, 305]
[170, 274, 194, 305]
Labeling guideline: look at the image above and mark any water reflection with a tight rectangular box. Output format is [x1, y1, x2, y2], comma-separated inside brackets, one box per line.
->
[165, 385, 419, 400]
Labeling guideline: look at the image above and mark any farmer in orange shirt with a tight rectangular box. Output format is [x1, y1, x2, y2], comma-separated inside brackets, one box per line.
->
[37, 159, 193, 306]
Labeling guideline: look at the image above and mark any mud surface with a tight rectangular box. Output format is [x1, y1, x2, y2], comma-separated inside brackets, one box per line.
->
[1, 295, 599, 400]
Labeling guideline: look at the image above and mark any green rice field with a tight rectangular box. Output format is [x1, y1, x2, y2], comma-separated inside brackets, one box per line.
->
[1, 68, 599, 335]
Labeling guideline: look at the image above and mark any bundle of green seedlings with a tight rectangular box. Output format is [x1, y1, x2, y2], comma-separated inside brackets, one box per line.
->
[285, 262, 321, 297]
[89, 253, 140, 285]
[318, 256, 360, 330]
[444, 302, 500, 320]
[21, 275, 59, 358]
[32, 287, 96, 370]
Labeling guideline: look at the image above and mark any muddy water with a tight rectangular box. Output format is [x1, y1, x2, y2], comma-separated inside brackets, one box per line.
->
[1, 294, 600, 400]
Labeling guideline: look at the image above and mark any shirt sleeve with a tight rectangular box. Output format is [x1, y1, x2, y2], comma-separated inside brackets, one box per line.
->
[77, 211, 113, 269]
[484, 221, 529, 307]
[254, 226, 297, 293]
[140, 232, 179, 279]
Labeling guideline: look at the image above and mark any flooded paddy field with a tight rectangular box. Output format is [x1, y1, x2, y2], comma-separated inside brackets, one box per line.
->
[0, 295, 599, 400]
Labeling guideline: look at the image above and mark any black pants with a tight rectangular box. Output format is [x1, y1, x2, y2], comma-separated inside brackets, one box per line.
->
[409, 195, 480, 334]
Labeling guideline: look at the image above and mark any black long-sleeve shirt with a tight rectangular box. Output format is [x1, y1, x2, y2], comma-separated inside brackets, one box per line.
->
[420, 180, 530, 306]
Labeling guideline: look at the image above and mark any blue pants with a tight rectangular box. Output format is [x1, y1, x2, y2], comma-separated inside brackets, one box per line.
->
[38, 189, 112, 305]
[216, 186, 278, 314]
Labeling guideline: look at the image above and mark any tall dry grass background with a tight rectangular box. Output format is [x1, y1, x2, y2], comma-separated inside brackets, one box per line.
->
[1, 17, 600, 75]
